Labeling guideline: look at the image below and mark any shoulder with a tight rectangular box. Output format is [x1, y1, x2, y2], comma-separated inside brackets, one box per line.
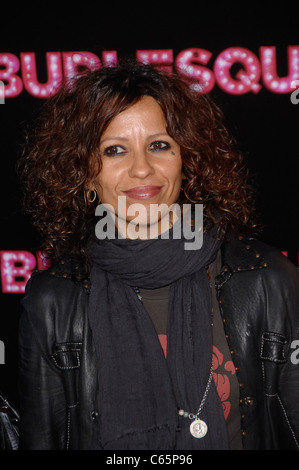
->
[222, 232, 298, 279]
[220, 233, 299, 313]
[21, 255, 90, 332]
[219, 234, 299, 336]
[24, 255, 90, 297]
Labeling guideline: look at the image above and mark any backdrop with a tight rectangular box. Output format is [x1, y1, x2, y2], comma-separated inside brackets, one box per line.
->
[1, 6, 298, 406]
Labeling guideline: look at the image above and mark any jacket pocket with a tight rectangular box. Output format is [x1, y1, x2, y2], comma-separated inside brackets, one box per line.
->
[51, 342, 82, 370]
[260, 331, 287, 398]
[260, 331, 287, 364]
[51, 342, 82, 449]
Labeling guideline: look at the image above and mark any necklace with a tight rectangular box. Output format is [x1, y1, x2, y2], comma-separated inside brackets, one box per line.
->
[133, 267, 213, 439]
[134, 286, 142, 302]
[178, 365, 213, 438]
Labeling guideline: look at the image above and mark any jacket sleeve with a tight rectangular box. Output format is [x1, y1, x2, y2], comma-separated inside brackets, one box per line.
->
[264, 255, 299, 449]
[18, 272, 67, 450]
[218, 235, 299, 449]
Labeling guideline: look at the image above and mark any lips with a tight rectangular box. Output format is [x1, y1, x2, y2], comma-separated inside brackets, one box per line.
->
[122, 185, 163, 200]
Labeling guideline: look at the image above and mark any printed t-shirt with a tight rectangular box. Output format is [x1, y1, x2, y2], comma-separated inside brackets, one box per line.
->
[138, 252, 242, 450]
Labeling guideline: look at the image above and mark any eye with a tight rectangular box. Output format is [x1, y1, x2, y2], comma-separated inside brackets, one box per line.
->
[103, 145, 126, 157]
[149, 141, 171, 152]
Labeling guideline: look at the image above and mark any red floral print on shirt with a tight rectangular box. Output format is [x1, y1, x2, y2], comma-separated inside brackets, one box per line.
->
[212, 345, 236, 420]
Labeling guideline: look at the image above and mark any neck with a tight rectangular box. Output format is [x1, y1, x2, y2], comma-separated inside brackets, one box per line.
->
[116, 208, 179, 240]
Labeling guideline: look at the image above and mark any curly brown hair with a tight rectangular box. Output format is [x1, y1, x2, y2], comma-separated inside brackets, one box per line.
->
[18, 60, 258, 278]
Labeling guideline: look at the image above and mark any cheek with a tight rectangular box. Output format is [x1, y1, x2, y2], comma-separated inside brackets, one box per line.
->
[167, 158, 183, 183]
[95, 165, 121, 195]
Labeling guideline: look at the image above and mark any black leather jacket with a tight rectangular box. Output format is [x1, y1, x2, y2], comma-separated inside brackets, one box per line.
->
[18, 234, 299, 450]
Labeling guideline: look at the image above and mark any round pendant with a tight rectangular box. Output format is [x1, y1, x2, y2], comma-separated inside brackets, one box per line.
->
[190, 419, 208, 438]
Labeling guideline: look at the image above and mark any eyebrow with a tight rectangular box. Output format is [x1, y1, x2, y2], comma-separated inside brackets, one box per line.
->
[100, 133, 171, 144]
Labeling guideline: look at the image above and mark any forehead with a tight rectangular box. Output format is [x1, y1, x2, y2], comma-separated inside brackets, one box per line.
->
[101, 96, 166, 139]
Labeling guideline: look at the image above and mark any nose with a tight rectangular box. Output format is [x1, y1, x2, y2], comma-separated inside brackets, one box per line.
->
[128, 149, 155, 179]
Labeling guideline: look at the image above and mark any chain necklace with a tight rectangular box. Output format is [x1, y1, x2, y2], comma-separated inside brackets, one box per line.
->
[177, 365, 213, 438]
[133, 265, 213, 439]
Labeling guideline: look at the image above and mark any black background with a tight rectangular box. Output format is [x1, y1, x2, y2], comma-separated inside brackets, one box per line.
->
[0, 4, 298, 406]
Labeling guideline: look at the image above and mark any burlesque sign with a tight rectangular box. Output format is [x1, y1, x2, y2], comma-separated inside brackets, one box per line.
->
[1, 46, 299, 294]
[1, 46, 299, 98]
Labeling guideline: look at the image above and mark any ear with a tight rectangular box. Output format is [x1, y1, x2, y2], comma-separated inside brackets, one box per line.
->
[87, 182, 96, 192]
[86, 177, 98, 192]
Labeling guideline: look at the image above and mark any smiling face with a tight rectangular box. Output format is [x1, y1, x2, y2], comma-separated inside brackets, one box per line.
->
[92, 96, 184, 237]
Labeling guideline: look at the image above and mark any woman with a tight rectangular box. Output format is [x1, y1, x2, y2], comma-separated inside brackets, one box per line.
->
[18, 61, 299, 450]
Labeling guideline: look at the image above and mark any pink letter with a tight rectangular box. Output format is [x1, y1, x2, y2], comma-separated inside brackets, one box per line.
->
[63, 51, 117, 86]
[260, 46, 299, 93]
[62, 51, 101, 81]
[0, 251, 36, 293]
[175, 48, 215, 93]
[136, 50, 173, 74]
[102, 51, 118, 67]
[0, 53, 23, 97]
[21, 52, 62, 98]
[214, 47, 262, 95]
[36, 251, 52, 270]
[62, 51, 102, 84]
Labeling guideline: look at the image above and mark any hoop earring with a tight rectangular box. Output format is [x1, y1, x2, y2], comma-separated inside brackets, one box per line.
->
[85, 188, 97, 204]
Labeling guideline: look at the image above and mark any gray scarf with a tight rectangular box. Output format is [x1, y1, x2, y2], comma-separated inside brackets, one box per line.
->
[88, 219, 229, 450]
